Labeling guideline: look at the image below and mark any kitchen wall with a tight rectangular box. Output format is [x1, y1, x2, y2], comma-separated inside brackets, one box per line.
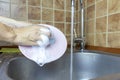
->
[0, 0, 119, 49]
[85, 0, 120, 48]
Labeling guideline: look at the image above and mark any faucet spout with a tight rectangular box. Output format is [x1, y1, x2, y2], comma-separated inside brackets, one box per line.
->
[74, 37, 85, 51]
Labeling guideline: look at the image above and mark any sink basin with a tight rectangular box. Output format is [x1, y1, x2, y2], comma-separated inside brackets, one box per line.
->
[1, 50, 120, 80]
[7, 56, 69, 80]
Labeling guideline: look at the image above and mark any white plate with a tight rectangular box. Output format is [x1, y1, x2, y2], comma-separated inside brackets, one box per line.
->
[18, 24, 67, 64]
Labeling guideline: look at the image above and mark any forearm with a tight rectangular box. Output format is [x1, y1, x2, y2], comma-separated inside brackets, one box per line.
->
[0, 16, 50, 46]
[0, 22, 16, 43]
[0, 16, 32, 27]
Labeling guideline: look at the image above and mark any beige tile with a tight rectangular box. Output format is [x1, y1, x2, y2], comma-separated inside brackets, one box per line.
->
[86, 34, 95, 45]
[28, 0, 40, 6]
[75, 0, 79, 11]
[11, 4, 27, 19]
[66, 35, 71, 45]
[96, 0, 107, 17]
[85, 21, 88, 34]
[42, 21, 53, 25]
[83, 0, 87, 8]
[85, 8, 87, 20]
[42, 0, 53, 8]
[66, 0, 71, 11]
[0, 0, 10, 2]
[11, 0, 26, 5]
[76, 23, 81, 37]
[54, 0, 65, 9]
[87, 5, 95, 20]
[75, 11, 79, 23]
[108, 0, 120, 14]
[0, 2, 10, 17]
[78, 11, 81, 22]
[28, 20, 41, 24]
[54, 10, 64, 22]
[54, 23, 65, 33]
[87, 0, 95, 6]
[66, 11, 71, 22]
[95, 33, 106, 47]
[42, 8, 53, 21]
[66, 23, 71, 35]
[108, 33, 120, 48]
[28, 6, 41, 20]
[108, 13, 120, 32]
[96, 16, 107, 33]
[87, 20, 95, 33]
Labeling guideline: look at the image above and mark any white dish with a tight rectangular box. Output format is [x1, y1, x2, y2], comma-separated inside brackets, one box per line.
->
[18, 24, 67, 64]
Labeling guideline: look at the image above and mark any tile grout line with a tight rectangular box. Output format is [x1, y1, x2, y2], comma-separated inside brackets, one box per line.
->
[40, 0, 42, 23]
[10, 0, 11, 18]
[26, 0, 28, 22]
[106, 0, 109, 47]
[64, 0, 66, 35]
[53, 0, 55, 26]
[94, 0, 96, 46]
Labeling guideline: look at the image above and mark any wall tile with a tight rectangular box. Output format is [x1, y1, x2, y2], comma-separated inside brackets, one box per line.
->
[87, 0, 95, 6]
[87, 5, 95, 20]
[42, 0, 53, 8]
[66, 35, 71, 45]
[66, 0, 71, 11]
[11, 0, 26, 5]
[28, 6, 41, 20]
[86, 34, 94, 45]
[76, 23, 81, 37]
[28, 0, 40, 6]
[108, 13, 120, 32]
[96, 16, 107, 33]
[108, 0, 120, 14]
[54, 23, 65, 33]
[11, 4, 27, 19]
[108, 33, 120, 48]
[42, 8, 53, 21]
[96, 0, 107, 17]
[42, 21, 53, 25]
[0, 2, 10, 17]
[95, 33, 106, 47]
[87, 20, 95, 33]
[66, 23, 71, 35]
[75, 0, 79, 11]
[54, 0, 65, 10]
[54, 10, 64, 22]
[0, 0, 10, 2]
[28, 20, 41, 24]
[66, 11, 71, 22]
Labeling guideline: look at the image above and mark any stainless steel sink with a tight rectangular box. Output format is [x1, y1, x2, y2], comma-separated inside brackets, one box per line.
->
[1, 50, 120, 80]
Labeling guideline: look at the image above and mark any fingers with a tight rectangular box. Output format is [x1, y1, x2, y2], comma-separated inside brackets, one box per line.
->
[14, 25, 51, 46]
[18, 41, 38, 46]
[28, 26, 51, 42]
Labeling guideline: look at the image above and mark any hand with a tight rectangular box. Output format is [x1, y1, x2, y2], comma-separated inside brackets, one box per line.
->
[13, 25, 51, 46]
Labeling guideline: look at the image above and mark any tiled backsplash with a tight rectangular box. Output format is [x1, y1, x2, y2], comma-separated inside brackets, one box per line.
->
[0, 0, 120, 49]
[85, 0, 120, 48]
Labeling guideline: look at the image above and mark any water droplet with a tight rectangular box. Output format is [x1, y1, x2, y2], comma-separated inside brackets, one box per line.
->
[39, 63, 44, 67]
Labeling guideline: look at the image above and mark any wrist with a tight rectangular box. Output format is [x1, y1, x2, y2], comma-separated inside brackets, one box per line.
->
[6, 27, 17, 44]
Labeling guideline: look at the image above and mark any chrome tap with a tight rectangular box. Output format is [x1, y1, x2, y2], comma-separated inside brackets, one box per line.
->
[74, 0, 85, 51]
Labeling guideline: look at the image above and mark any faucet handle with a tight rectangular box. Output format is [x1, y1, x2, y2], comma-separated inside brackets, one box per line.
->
[74, 37, 85, 43]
